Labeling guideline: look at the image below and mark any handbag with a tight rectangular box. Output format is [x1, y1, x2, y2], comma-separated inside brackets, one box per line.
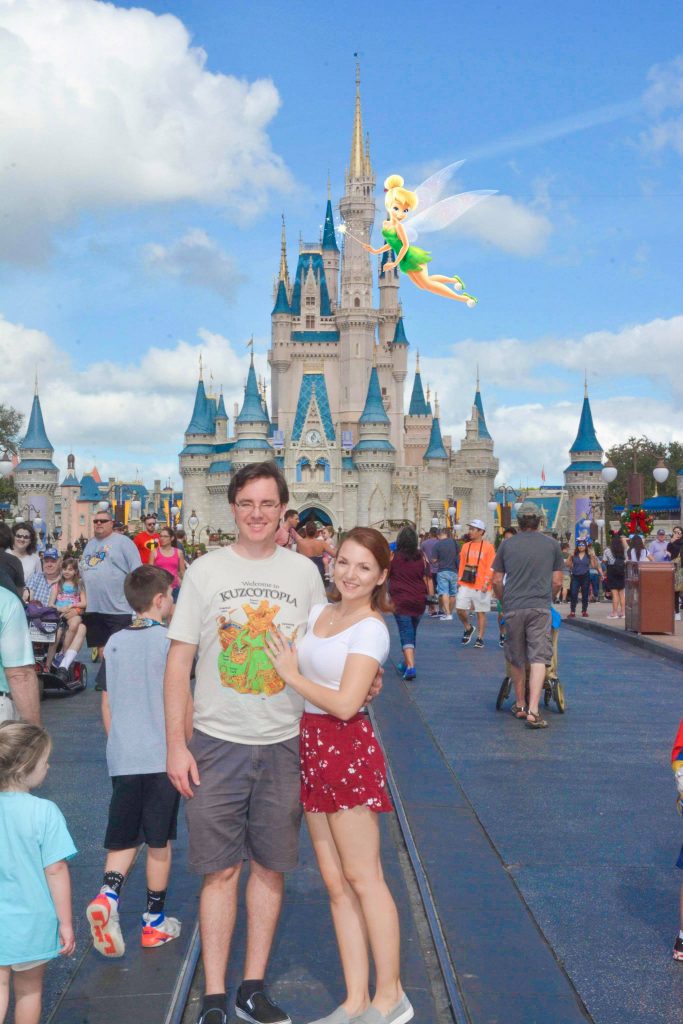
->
[675, 558, 683, 593]
[461, 541, 483, 585]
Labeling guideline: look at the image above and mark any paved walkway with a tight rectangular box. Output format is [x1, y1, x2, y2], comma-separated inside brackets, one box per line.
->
[561, 596, 683, 662]
[384, 611, 683, 1024]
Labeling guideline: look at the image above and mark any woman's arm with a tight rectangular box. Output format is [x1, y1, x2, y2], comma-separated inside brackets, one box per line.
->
[265, 632, 379, 721]
[149, 546, 157, 566]
[101, 690, 111, 734]
[362, 243, 391, 255]
[178, 551, 186, 579]
[44, 860, 75, 955]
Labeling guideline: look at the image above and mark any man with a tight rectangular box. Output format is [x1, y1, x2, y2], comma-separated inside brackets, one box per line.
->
[0, 587, 40, 724]
[274, 508, 299, 548]
[456, 519, 496, 648]
[26, 547, 62, 605]
[112, 521, 126, 535]
[433, 527, 459, 620]
[80, 510, 141, 682]
[492, 501, 564, 730]
[648, 528, 671, 562]
[133, 512, 161, 564]
[165, 463, 345, 1024]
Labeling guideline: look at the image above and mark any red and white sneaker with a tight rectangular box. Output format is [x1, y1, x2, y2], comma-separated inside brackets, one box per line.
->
[86, 893, 125, 958]
[141, 912, 181, 948]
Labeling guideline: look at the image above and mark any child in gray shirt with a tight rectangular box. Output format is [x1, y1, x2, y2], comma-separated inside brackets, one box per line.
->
[86, 565, 185, 959]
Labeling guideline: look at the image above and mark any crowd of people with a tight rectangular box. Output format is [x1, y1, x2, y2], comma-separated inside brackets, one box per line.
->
[1, 464, 683, 1024]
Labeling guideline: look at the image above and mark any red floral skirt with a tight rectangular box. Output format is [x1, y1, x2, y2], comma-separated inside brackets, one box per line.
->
[299, 711, 393, 814]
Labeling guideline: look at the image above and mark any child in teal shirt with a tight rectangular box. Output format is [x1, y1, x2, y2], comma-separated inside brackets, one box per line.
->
[0, 722, 76, 1024]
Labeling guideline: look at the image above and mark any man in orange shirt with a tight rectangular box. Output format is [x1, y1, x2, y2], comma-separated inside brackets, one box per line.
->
[456, 518, 496, 648]
[133, 513, 161, 565]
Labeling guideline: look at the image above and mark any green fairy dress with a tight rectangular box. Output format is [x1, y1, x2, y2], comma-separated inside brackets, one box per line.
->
[381, 226, 432, 273]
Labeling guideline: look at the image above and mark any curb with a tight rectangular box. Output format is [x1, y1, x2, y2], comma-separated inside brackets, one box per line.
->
[564, 617, 683, 667]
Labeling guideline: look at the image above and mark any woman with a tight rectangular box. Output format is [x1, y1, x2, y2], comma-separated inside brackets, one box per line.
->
[294, 519, 337, 582]
[149, 525, 186, 600]
[667, 525, 683, 622]
[566, 540, 601, 618]
[11, 522, 41, 584]
[627, 534, 652, 563]
[266, 528, 413, 1024]
[603, 533, 627, 618]
[388, 526, 432, 681]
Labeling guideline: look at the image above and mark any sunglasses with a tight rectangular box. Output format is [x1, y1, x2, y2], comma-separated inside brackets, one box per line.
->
[92, 519, 111, 525]
[15, 533, 31, 540]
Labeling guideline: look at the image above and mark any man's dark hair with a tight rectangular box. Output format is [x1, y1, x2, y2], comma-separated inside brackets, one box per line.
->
[0, 523, 12, 551]
[227, 461, 289, 505]
[429, 527, 438, 538]
[304, 519, 318, 538]
[284, 509, 298, 522]
[124, 564, 173, 613]
[517, 513, 540, 531]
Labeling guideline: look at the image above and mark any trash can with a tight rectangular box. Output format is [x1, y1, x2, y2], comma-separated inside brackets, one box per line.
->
[624, 562, 675, 635]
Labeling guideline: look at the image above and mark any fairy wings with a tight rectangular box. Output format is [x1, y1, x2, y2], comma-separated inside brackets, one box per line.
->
[403, 160, 497, 243]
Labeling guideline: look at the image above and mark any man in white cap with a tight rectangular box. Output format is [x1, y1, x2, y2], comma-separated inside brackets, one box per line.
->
[455, 519, 496, 648]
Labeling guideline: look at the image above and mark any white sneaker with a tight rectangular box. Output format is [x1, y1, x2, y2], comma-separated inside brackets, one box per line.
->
[676, 613, 681, 622]
[607, 613, 619, 619]
[86, 892, 125, 957]
[141, 911, 181, 947]
[440, 614, 453, 621]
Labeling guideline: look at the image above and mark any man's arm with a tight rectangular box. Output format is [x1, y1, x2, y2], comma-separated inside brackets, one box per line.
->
[492, 571, 505, 602]
[551, 570, 563, 600]
[164, 639, 199, 798]
[5, 665, 41, 724]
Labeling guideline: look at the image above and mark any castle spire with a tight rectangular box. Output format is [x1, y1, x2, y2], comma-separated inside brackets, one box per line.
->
[359, 364, 390, 425]
[278, 215, 289, 285]
[408, 357, 429, 416]
[424, 412, 448, 461]
[322, 197, 338, 251]
[348, 60, 365, 179]
[473, 376, 492, 440]
[20, 392, 53, 452]
[236, 357, 269, 425]
[570, 387, 602, 454]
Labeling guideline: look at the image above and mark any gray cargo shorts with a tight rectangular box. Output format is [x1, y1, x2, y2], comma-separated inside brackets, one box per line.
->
[185, 729, 302, 876]
[504, 607, 552, 668]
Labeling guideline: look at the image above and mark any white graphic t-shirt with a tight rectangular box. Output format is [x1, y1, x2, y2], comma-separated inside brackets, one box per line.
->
[168, 546, 327, 745]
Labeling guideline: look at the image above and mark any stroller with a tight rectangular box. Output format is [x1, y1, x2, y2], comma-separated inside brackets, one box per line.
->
[496, 606, 566, 714]
[26, 603, 88, 697]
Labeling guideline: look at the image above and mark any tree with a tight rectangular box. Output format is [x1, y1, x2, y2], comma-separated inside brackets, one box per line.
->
[604, 436, 683, 508]
[0, 401, 22, 455]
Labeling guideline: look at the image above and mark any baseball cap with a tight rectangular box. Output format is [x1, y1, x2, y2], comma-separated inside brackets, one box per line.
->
[517, 500, 540, 518]
[43, 547, 60, 559]
[467, 518, 486, 531]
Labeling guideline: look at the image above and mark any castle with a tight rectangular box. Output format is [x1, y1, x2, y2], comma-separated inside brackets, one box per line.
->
[178, 67, 501, 536]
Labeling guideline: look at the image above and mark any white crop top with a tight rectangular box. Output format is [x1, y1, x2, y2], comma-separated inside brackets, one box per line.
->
[296, 603, 390, 715]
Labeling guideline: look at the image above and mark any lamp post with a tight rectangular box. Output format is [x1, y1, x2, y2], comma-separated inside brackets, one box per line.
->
[0, 451, 13, 478]
[170, 504, 181, 528]
[187, 511, 199, 553]
[488, 484, 518, 533]
[601, 458, 669, 534]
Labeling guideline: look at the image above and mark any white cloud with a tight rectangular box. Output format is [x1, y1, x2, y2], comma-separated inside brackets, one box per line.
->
[143, 230, 245, 301]
[453, 193, 553, 257]
[415, 313, 683, 485]
[0, 0, 293, 263]
[642, 54, 683, 156]
[0, 314, 268, 482]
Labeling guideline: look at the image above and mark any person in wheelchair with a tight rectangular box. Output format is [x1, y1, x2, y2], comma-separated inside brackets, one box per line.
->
[47, 558, 86, 681]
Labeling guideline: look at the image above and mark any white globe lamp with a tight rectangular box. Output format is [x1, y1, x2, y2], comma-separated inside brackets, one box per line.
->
[653, 459, 669, 485]
[601, 462, 618, 484]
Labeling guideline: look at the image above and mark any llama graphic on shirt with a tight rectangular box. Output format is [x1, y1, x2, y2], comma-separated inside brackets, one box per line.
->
[216, 600, 298, 697]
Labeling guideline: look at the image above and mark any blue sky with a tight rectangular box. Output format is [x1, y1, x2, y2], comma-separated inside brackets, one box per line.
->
[1, 0, 681, 490]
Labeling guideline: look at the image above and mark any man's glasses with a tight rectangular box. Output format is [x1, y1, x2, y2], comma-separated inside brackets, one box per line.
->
[233, 501, 280, 514]
[93, 519, 111, 525]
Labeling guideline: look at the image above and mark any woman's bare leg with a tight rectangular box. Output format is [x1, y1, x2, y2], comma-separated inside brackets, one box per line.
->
[306, 812, 370, 1016]
[327, 806, 404, 1014]
[408, 268, 471, 302]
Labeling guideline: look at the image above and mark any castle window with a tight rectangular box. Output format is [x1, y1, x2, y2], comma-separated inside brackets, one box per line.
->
[381, 387, 387, 396]
[305, 315, 315, 329]
[354, 297, 360, 308]
[305, 296, 315, 307]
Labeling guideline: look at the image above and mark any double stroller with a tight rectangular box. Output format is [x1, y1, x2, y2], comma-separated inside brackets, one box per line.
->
[26, 603, 88, 697]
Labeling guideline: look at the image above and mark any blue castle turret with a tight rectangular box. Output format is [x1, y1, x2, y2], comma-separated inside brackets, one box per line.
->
[14, 385, 59, 537]
[564, 379, 606, 533]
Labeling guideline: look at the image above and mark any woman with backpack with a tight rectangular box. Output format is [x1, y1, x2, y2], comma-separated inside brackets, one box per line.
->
[603, 533, 627, 618]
